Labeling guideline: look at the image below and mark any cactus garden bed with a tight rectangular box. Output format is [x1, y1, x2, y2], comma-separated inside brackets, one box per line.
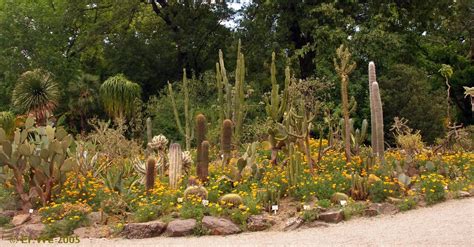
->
[0, 56, 472, 240]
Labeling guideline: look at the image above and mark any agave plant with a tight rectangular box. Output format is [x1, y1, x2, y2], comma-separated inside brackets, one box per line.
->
[100, 74, 141, 120]
[12, 69, 60, 125]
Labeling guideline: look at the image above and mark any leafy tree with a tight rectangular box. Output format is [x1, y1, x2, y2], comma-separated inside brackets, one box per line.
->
[380, 64, 446, 143]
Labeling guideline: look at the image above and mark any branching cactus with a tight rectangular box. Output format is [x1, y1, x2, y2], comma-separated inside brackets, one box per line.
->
[286, 143, 302, 189]
[146, 157, 156, 192]
[216, 40, 247, 145]
[200, 141, 210, 182]
[195, 114, 207, 180]
[372, 81, 385, 160]
[168, 69, 194, 150]
[168, 143, 183, 189]
[221, 119, 233, 167]
[334, 44, 356, 163]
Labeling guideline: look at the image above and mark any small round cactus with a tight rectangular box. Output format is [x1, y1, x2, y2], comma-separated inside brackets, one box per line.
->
[184, 185, 208, 200]
[219, 193, 243, 207]
[148, 134, 169, 150]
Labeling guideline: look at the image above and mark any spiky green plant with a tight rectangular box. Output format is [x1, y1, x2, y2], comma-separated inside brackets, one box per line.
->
[12, 69, 60, 125]
[0, 111, 15, 138]
[350, 173, 368, 200]
[286, 143, 303, 189]
[168, 143, 183, 189]
[168, 69, 193, 150]
[146, 157, 156, 192]
[221, 119, 233, 167]
[334, 44, 356, 163]
[372, 81, 385, 160]
[100, 74, 141, 120]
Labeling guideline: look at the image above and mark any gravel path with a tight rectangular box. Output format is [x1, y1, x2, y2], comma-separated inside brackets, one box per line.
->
[3, 198, 473, 247]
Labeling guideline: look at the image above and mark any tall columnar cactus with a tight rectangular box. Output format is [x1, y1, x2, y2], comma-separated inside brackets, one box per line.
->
[334, 44, 356, 162]
[146, 117, 153, 154]
[146, 157, 156, 192]
[168, 69, 193, 150]
[368, 62, 377, 151]
[195, 114, 207, 180]
[200, 141, 210, 182]
[221, 119, 233, 167]
[216, 40, 247, 145]
[168, 143, 183, 189]
[372, 81, 385, 160]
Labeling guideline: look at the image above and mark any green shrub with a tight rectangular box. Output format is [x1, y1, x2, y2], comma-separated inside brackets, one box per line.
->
[369, 180, 390, 203]
[180, 202, 206, 221]
[318, 199, 331, 208]
[421, 173, 446, 205]
[397, 197, 417, 211]
[133, 204, 162, 222]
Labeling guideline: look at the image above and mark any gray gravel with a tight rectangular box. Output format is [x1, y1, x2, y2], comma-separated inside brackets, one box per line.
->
[3, 197, 473, 247]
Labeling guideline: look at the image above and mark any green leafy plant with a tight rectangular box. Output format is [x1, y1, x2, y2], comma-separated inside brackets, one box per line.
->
[100, 74, 141, 120]
[421, 173, 446, 205]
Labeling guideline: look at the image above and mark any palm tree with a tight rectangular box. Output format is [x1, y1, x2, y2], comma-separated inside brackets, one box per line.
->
[68, 72, 100, 132]
[100, 74, 141, 120]
[12, 69, 60, 125]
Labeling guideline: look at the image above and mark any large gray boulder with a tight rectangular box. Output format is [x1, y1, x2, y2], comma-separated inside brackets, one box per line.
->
[122, 220, 167, 239]
[202, 216, 241, 235]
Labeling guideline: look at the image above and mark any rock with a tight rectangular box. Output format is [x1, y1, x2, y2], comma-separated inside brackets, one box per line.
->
[387, 197, 403, 204]
[318, 210, 344, 223]
[0, 210, 16, 218]
[164, 219, 196, 237]
[12, 214, 30, 226]
[87, 211, 106, 225]
[122, 220, 167, 239]
[283, 217, 303, 231]
[457, 191, 470, 198]
[202, 216, 241, 235]
[74, 226, 111, 238]
[247, 215, 272, 231]
[364, 208, 379, 217]
[330, 192, 349, 204]
[368, 203, 399, 215]
[305, 221, 330, 228]
[15, 224, 45, 238]
[29, 215, 42, 224]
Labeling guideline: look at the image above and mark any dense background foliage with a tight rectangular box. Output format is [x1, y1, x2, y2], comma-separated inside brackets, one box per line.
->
[0, 0, 472, 143]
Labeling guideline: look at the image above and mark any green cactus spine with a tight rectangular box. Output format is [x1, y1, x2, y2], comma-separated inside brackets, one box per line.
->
[168, 143, 183, 189]
[287, 143, 302, 189]
[146, 157, 156, 192]
[168, 69, 193, 150]
[221, 119, 233, 167]
[368, 62, 377, 153]
[372, 81, 384, 160]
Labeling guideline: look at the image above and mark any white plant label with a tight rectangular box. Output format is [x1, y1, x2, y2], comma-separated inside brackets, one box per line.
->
[340, 200, 347, 206]
[29, 209, 34, 214]
[444, 186, 448, 190]
[177, 197, 183, 203]
[303, 205, 311, 210]
[202, 199, 209, 206]
[272, 205, 279, 214]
